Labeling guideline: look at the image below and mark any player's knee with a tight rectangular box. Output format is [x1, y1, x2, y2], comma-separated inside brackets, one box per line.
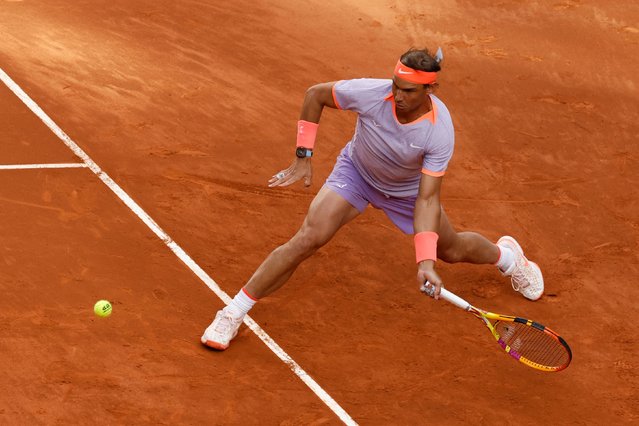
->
[290, 228, 329, 256]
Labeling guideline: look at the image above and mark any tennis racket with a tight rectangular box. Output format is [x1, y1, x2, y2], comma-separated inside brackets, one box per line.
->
[421, 282, 572, 372]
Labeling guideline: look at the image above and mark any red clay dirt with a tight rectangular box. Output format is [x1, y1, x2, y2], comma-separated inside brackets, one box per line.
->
[0, 0, 637, 424]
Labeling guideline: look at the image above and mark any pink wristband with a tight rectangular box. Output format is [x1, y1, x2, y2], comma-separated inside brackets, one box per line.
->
[296, 120, 319, 149]
[414, 231, 439, 263]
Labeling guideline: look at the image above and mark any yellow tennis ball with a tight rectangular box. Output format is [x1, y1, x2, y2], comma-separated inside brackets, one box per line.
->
[94, 300, 112, 317]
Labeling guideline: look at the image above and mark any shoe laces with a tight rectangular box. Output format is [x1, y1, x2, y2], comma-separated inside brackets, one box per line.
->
[510, 259, 531, 292]
[214, 310, 242, 336]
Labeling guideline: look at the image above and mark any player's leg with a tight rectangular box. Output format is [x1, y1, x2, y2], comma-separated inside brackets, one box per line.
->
[436, 209, 544, 300]
[376, 194, 502, 264]
[435, 209, 500, 264]
[201, 186, 360, 350]
[376, 195, 543, 301]
[244, 186, 360, 299]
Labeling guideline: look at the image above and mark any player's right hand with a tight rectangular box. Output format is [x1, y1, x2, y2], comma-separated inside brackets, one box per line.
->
[417, 260, 443, 299]
[268, 157, 313, 188]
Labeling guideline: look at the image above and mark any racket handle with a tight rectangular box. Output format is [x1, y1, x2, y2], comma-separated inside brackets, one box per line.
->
[422, 282, 471, 311]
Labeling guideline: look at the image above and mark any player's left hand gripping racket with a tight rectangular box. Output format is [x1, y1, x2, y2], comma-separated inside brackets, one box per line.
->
[421, 282, 572, 372]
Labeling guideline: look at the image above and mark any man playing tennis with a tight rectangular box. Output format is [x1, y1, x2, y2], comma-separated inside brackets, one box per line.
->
[201, 47, 544, 350]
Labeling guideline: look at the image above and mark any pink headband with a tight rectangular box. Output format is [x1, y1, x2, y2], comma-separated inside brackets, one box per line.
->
[394, 60, 437, 85]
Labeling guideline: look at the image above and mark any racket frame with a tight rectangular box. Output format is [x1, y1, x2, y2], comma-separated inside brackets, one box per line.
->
[424, 285, 572, 372]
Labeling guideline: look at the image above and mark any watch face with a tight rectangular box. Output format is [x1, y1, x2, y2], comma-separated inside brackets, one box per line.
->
[296, 147, 312, 158]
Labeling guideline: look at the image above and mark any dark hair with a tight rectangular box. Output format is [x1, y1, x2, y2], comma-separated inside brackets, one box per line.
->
[399, 48, 441, 73]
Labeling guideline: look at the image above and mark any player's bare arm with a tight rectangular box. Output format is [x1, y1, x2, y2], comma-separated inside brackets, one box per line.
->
[269, 82, 338, 188]
[414, 172, 443, 298]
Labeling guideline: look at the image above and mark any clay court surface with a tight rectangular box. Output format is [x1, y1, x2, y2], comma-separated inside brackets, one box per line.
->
[0, 0, 637, 424]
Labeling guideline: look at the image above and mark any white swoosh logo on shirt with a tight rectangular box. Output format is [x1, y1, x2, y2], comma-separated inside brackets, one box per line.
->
[336, 183, 347, 188]
[409, 143, 423, 149]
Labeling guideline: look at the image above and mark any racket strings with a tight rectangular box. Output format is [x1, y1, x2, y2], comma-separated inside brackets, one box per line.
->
[494, 321, 569, 368]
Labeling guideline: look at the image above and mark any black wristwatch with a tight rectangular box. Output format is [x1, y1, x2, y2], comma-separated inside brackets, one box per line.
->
[295, 147, 313, 158]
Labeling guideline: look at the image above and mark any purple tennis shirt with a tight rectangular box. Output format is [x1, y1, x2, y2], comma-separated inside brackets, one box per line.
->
[332, 78, 455, 197]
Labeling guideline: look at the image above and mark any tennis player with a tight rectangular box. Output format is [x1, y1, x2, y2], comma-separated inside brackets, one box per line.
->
[201, 48, 544, 350]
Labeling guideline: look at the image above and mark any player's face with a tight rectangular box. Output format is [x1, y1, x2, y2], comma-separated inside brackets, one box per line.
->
[392, 77, 429, 113]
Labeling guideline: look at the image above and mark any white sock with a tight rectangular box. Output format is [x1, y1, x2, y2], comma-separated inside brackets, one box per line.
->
[495, 245, 515, 273]
[226, 288, 258, 317]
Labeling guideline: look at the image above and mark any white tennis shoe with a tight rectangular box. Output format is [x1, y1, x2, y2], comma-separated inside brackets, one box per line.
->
[497, 236, 544, 301]
[201, 307, 244, 350]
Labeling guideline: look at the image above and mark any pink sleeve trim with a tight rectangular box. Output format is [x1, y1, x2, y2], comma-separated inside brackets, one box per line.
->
[331, 83, 343, 110]
[421, 168, 445, 177]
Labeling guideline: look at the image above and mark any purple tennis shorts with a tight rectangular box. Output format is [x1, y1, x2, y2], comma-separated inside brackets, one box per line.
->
[324, 147, 417, 234]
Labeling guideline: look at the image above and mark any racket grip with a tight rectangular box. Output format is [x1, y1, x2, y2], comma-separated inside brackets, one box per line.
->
[422, 282, 471, 311]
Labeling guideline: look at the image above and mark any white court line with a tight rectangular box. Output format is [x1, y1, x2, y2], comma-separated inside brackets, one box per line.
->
[0, 68, 358, 426]
[0, 163, 88, 170]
